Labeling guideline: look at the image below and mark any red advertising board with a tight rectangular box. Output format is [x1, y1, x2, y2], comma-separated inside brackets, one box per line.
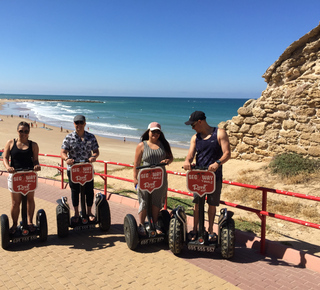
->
[12, 171, 38, 196]
[70, 163, 94, 186]
[186, 170, 216, 197]
[138, 167, 164, 194]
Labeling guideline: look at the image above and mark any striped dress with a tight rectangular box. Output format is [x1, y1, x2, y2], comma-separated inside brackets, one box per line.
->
[138, 141, 168, 213]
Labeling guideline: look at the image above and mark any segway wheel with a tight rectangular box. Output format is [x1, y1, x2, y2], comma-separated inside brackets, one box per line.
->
[168, 217, 184, 255]
[37, 209, 48, 242]
[220, 219, 235, 259]
[98, 200, 111, 232]
[123, 214, 139, 250]
[1, 214, 10, 250]
[56, 204, 69, 238]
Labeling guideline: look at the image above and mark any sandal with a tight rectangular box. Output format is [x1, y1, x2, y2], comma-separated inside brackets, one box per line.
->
[71, 216, 79, 223]
[9, 226, 17, 234]
[28, 224, 36, 233]
[155, 225, 163, 235]
[209, 233, 217, 242]
[88, 214, 96, 222]
[188, 231, 197, 241]
[138, 224, 147, 236]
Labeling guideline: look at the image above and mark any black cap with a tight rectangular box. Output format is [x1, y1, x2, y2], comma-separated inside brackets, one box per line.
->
[73, 115, 86, 122]
[185, 111, 206, 125]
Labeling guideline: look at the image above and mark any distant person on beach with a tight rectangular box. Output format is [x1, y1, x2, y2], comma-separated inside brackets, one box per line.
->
[2, 121, 41, 234]
[61, 115, 99, 223]
[133, 122, 173, 235]
[183, 111, 231, 241]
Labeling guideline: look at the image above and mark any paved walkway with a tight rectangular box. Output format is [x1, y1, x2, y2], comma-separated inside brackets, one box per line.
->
[0, 174, 320, 289]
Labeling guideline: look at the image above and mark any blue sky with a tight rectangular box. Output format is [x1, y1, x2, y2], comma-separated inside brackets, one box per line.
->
[1, 1, 320, 98]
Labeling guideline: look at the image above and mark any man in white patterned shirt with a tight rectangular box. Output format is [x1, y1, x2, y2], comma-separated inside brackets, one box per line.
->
[61, 115, 99, 223]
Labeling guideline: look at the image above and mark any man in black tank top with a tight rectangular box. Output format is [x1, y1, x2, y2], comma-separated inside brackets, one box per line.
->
[184, 111, 231, 241]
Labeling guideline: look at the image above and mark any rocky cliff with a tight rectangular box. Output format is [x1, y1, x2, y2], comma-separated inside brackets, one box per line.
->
[220, 23, 320, 161]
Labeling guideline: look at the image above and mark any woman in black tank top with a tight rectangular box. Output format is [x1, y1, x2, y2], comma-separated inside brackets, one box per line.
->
[2, 121, 41, 234]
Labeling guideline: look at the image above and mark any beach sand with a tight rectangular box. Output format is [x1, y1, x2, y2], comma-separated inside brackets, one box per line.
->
[1, 98, 319, 256]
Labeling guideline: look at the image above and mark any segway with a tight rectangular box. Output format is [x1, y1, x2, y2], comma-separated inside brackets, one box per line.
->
[169, 167, 235, 259]
[1, 169, 48, 250]
[56, 162, 111, 237]
[123, 163, 170, 250]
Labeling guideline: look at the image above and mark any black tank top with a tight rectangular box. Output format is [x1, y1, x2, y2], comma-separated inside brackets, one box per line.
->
[10, 139, 34, 169]
[195, 127, 223, 179]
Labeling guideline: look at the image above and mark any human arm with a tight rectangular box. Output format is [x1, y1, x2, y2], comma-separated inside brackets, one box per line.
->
[3, 140, 15, 173]
[89, 148, 99, 163]
[183, 135, 196, 170]
[32, 142, 41, 171]
[60, 148, 74, 166]
[208, 128, 231, 172]
[133, 142, 144, 187]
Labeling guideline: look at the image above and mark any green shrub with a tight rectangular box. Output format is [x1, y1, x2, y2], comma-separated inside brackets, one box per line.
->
[269, 153, 320, 177]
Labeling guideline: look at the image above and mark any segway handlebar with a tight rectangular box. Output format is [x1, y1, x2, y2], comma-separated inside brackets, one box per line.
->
[182, 165, 208, 170]
[136, 163, 168, 170]
[14, 167, 35, 172]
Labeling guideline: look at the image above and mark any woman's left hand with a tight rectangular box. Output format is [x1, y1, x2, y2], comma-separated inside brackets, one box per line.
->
[34, 165, 41, 171]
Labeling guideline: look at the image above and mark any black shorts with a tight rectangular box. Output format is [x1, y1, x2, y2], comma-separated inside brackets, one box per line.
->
[192, 177, 222, 206]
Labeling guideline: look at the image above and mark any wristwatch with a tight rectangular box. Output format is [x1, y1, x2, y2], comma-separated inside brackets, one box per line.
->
[215, 160, 222, 166]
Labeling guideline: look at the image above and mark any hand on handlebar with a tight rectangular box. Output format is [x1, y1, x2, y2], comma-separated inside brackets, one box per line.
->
[7, 167, 15, 174]
[65, 158, 75, 166]
[88, 156, 97, 163]
[33, 165, 41, 172]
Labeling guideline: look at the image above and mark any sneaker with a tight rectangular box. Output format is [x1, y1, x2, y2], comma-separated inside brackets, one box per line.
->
[138, 224, 146, 236]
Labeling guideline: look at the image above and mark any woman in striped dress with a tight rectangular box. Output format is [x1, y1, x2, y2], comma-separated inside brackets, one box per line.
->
[133, 122, 173, 235]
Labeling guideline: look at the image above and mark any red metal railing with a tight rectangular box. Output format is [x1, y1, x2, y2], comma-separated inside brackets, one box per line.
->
[1, 151, 319, 254]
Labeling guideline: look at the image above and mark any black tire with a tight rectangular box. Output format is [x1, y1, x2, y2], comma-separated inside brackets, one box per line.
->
[123, 214, 139, 250]
[98, 200, 111, 232]
[1, 214, 10, 250]
[220, 219, 235, 259]
[158, 209, 171, 234]
[37, 209, 48, 242]
[56, 204, 69, 238]
[168, 217, 184, 255]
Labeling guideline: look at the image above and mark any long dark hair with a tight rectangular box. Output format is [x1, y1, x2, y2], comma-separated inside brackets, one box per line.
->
[141, 129, 173, 159]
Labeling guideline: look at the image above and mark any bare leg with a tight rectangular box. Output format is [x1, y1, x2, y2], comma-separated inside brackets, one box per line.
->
[11, 192, 22, 228]
[139, 209, 147, 225]
[26, 191, 35, 225]
[208, 205, 216, 234]
[193, 203, 199, 232]
[152, 205, 160, 224]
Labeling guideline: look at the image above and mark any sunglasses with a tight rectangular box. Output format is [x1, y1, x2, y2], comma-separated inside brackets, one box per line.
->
[75, 121, 85, 125]
[151, 130, 161, 134]
[18, 130, 30, 134]
[191, 121, 198, 128]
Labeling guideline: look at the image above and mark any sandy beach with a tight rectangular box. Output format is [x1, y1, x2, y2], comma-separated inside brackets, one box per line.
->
[1, 98, 319, 255]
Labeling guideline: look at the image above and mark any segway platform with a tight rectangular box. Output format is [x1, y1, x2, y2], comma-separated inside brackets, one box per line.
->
[1, 170, 48, 249]
[56, 163, 111, 237]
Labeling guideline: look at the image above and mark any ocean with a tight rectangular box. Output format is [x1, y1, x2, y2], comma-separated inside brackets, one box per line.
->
[0, 94, 249, 148]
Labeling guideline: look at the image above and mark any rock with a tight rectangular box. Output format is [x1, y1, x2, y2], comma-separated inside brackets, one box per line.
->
[224, 23, 320, 160]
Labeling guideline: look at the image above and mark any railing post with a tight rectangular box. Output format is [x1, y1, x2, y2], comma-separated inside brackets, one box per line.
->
[260, 189, 267, 254]
[104, 162, 107, 196]
[61, 157, 64, 189]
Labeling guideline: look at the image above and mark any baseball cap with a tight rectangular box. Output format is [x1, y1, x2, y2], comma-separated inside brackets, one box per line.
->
[185, 111, 206, 125]
[74, 115, 86, 122]
[148, 122, 162, 131]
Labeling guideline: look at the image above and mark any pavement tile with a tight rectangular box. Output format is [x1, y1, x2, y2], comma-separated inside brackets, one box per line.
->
[1, 175, 320, 289]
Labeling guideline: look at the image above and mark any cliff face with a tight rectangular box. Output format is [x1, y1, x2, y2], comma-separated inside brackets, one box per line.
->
[220, 23, 320, 161]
